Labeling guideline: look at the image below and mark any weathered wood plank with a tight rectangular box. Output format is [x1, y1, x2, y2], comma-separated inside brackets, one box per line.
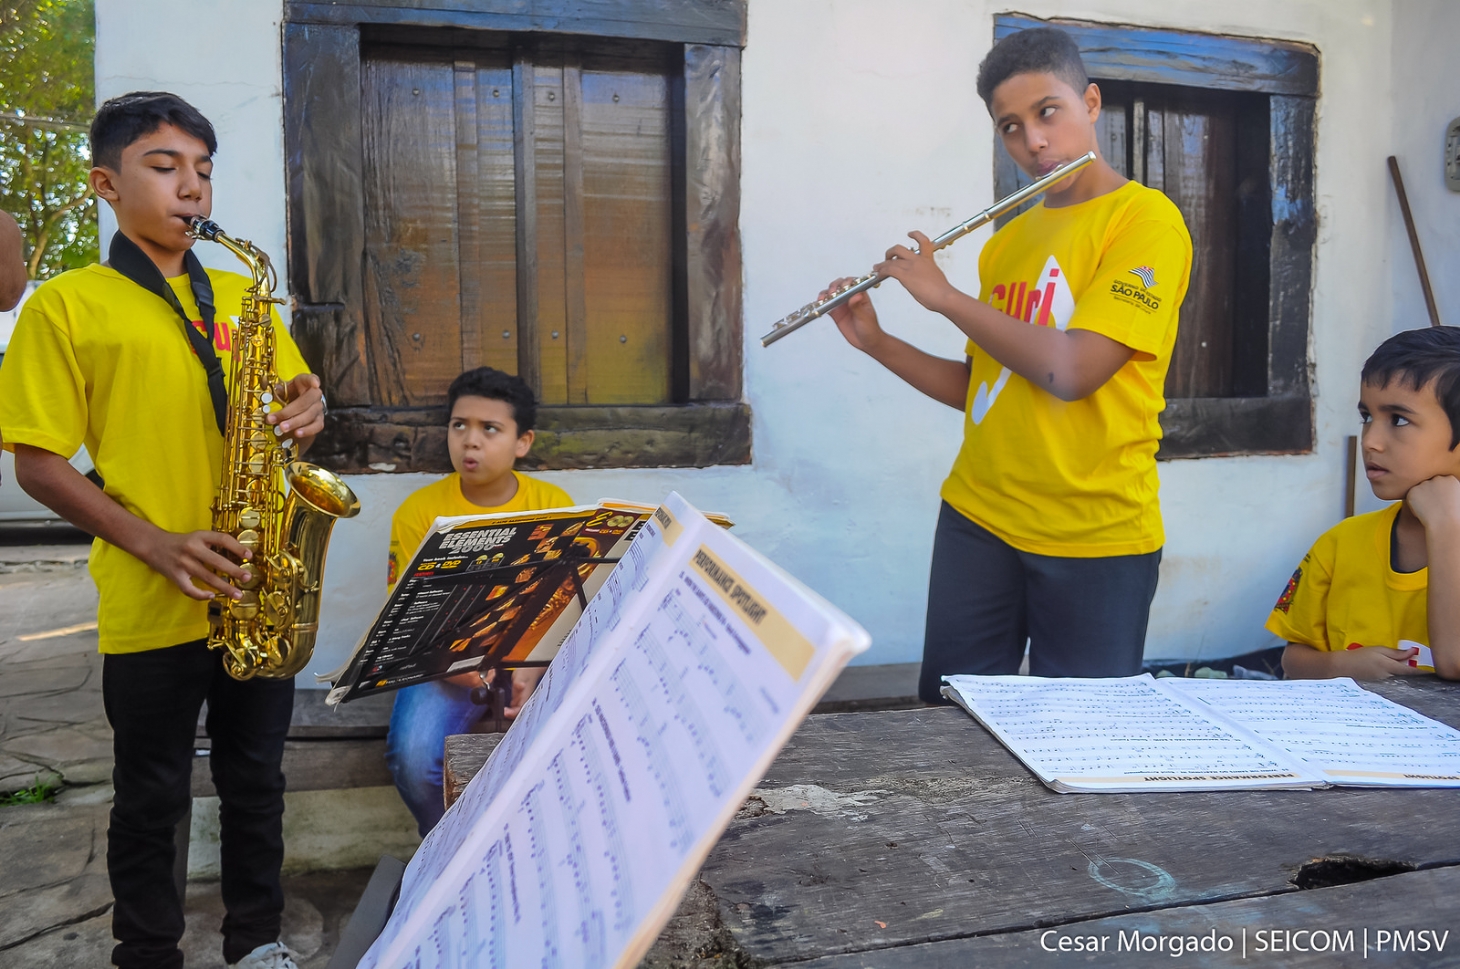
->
[562, 56, 589, 403]
[995, 15, 1318, 96]
[1158, 395, 1311, 458]
[361, 49, 466, 406]
[795, 865, 1460, 968]
[283, 23, 371, 407]
[286, 0, 748, 48]
[513, 51, 543, 393]
[443, 732, 505, 807]
[1267, 95, 1316, 403]
[191, 738, 392, 797]
[683, 45, 743, 401]
[580, 55, 674, 404]
[473, 57, 520, 375]
[286, 689, 396, 739]
[454, 58, 484, 375]
[310, 401, 752, 471]
[1156, 90, 1237, 399]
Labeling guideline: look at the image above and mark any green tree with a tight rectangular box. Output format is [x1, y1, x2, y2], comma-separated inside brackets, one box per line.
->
[0, 0, 96, 279]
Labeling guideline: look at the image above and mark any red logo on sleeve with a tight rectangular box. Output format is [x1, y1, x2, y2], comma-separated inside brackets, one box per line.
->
[1274, 567, 1302, 613]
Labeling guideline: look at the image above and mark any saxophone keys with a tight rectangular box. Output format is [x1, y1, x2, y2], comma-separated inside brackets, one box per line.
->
[230, 591, 260, 620]
[236, 528, 261, 550]
[237, 508, 262, 529]
[263, 591, 292, 626]
[248, 454, 266, 474]
[260, 391, 273, 405]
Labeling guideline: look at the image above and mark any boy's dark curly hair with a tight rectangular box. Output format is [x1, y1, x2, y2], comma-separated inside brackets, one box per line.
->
[976, 27, 1089, 112]
[90, 92, 217, 170]
[448, 367, 538, 435]
[1362, 326, 1460, 449]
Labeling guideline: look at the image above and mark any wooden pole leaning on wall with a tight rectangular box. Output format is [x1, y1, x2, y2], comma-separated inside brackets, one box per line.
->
[1387, 156, 1443, 328]
[1344, 434, 1359, 518]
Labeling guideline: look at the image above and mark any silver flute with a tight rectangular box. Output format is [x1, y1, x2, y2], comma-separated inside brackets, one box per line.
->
[760, 151, 1097, 347]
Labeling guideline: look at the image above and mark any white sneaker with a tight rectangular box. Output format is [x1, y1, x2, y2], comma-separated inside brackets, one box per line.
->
[227, 941, 301, 969]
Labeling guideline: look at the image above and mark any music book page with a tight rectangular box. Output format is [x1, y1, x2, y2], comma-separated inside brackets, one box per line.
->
[359, 492, 870, 969]
[941, 674, 1323, 792]
[1165, 678, 1460, 787]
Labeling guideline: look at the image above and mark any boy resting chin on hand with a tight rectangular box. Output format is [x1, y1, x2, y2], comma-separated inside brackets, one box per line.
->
[1268, 327, 1460, 681]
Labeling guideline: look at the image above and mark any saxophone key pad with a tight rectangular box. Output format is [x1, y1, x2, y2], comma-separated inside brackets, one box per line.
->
[230, 591, 260, 620]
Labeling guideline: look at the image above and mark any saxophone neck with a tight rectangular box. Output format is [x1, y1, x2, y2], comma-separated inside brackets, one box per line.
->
[185, 216, 278, 298]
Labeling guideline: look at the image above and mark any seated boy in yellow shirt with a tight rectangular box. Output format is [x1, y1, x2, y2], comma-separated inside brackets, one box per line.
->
[1267, 327, 1460, 680]
[385, 366, 572, 834]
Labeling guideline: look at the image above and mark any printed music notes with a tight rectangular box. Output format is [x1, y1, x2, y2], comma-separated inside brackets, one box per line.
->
[1166, 678, 1460, 787]
[943, 675, 1317, 792]
[360, 493, 870, 969]
[943, 674, 1460, 793]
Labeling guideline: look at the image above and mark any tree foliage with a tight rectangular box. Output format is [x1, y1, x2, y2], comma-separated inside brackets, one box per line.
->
[0, 0, 96, 279]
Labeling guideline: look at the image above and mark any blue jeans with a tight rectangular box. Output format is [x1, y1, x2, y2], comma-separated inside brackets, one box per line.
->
[385, 680, 488, 836]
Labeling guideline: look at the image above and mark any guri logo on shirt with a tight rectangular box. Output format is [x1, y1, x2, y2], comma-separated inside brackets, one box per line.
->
[185, 316, 235, 354]
[974, 256, 1075, 424]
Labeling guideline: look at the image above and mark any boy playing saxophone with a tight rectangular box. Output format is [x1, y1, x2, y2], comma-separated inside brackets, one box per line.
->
[0, 93, 321, 969]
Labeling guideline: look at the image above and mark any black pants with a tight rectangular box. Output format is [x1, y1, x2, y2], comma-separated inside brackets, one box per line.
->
[919, 502, 1162, 703]
[103, 640, 293, 968]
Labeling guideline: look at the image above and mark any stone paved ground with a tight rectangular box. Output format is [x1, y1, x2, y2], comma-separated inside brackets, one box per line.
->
[0, 528, 369, 968]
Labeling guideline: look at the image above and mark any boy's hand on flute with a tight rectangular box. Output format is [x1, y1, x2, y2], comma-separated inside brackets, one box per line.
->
[823, 276, 886, 353]
[875, 231, 956, 315]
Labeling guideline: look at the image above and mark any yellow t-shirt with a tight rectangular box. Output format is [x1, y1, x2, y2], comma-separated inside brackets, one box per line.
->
[940, 180, 1192, 556]
[1265, 504, 1429, 660]
[0, 263, 310, 653]
[388, 471, 573, 588]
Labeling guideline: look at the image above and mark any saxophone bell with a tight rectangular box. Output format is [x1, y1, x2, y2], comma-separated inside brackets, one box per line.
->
[194, 218, 361, 681]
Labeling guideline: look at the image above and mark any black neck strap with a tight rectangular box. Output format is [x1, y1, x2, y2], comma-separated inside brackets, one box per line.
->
[108, 231, 228, 435]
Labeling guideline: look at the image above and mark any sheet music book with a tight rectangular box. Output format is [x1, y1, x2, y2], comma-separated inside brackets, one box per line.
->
[357, 492, 870, 969]
[323, 500, 729, 705]
[943, 674, 1460, 793]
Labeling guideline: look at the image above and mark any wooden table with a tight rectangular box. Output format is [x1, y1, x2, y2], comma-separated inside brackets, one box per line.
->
[444, 678, 1460, 967]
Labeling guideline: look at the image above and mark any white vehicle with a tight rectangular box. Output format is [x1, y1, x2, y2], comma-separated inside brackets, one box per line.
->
[0, 282, 98, 522]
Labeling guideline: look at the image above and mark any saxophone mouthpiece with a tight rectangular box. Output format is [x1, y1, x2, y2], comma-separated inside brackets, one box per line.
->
[185, 216, 223, 241]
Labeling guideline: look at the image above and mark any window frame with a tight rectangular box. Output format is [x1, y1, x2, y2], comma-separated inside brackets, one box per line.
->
[993, 14, 1319, 459]
[283, 0, 748, 472]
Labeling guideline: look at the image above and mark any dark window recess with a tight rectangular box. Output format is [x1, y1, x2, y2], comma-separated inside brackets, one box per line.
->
[284, 1, 747, 472]
[1095, 81, 1271, 401]
[994, 15, 1318, 459]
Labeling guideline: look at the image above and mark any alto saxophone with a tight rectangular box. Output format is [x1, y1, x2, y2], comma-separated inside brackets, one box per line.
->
[187, 216, 361, 681]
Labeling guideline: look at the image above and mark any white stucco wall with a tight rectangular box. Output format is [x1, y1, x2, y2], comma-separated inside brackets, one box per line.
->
[92, 0, 1454, 681]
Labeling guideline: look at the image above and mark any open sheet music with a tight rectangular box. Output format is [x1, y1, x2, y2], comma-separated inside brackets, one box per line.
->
[324, 500, 728, 705]
[943, 674, 1460, 793]
[358, 492, 870, 969]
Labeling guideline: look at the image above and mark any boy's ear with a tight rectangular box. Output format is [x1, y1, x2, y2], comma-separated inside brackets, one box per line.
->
[1083, 82, 1102, 124]
[514, 428, 535, 459]
[90, 167, 120, 204]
